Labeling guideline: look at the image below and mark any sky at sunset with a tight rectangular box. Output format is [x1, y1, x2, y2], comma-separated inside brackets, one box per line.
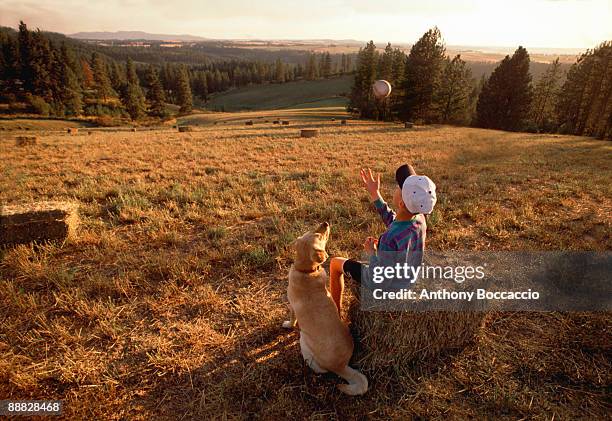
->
[1, 0, 610, 48]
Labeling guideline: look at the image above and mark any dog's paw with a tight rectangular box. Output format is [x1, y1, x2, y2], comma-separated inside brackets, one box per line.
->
[282, 320, 295, 329]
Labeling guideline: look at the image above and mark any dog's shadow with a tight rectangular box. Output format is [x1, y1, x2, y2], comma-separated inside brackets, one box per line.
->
[131, 315, 367, 418]
[131, 308, 470, 419]
[130, 271, 464, 418]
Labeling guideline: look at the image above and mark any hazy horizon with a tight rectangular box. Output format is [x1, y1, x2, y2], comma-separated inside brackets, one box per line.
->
[1, 0, 610, 49]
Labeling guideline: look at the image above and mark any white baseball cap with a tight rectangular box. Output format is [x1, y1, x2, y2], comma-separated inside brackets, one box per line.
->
[400, 174, 437, 214]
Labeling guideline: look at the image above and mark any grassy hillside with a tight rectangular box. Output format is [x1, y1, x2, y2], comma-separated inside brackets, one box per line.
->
[204, 75, 352, 111]
[1, 117, 610, 419]
[0, 118, 93, 131]
[179, 106, 349, 126]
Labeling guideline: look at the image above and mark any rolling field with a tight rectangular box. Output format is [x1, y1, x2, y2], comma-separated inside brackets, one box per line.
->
[1, 112, 611, 419]
[180, 106, 350, 126]
[0, 118, 94, 131]
[204, 76, 352, 111]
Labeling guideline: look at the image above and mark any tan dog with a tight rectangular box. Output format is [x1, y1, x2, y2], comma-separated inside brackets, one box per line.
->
[283, 222, 368, 395]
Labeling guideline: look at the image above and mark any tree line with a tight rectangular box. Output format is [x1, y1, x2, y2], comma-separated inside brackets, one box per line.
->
[87, 40, 357, 71]
[0, 22, 355, 120]
[350, 28, 611, 140]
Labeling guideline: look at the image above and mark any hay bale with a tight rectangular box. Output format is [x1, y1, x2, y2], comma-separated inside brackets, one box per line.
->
[348, 288, 486, 373]
[341, 119, 347, 125]
[281, 120, 290, 125]
[1, 202, 78, 246]
[331, 118, 336, 121]
[178, 126, 193, 132]
[15, 136, 37, 146]
[404, 122, 414, 129]
[67, 128, 79, 135]
[300, 129, 319, 138]
[245, 120, 254, 126]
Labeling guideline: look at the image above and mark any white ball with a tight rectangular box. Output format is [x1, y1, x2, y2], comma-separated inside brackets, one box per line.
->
[372, 80, 392, 98]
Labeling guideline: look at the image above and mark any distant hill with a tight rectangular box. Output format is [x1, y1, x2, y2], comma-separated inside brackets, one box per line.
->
[70, 31, 210, 41]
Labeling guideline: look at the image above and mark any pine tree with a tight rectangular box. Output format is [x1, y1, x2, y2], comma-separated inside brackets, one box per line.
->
[274, 58, 285, 82]
[221, 71, 230, 90]
[397, 27, 446, 123]
[145, 65, 166, 118]
[17, 23, 54, 104]
[176, 65, 193, 114]
[476, 58, 508, 129]
[434, 55, 473, 124]
[349, 41, 378, 118]
[91, 52, 115, 102]
[110, 61, 126, 94]
[81, 59, 94, 89]
[306, 53, 317, 80]
[191, 70, 208, 101]
[32, 30, 54, 101]
[379, 43, 394, 81]
[0, 32, 19, 96]
[18, 21, 36, 93]
[121, 58, 146, 120]
[322, 52, 332, 78]
[0, 33, 5, 81]
[318, 54, 325, 78]
[213, 70, 223, 93]
[557, 41, 612, 139]
[205, 70, 215, 93]
[531, 58, 563, 131]
[506, 46, 533, 130]
[391, 48, 406, 86]
[374, 43, 396, 120]
[56, 43, 82, 116]
[476, 46, 533, 131]
[467, 75, 486, 125]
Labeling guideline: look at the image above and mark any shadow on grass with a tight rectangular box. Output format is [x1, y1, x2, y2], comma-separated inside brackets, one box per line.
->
[131, 309, 476, 419]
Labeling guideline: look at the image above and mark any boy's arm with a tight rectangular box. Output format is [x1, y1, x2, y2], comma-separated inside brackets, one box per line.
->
[373, 197, 396, 227]
[360, 168, 396, 227]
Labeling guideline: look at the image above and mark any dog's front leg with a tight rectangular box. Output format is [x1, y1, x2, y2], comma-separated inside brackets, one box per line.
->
[282, 306, 297, 329]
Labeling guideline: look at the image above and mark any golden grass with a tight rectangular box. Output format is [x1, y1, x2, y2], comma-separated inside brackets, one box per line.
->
[0, 114, 610, 419]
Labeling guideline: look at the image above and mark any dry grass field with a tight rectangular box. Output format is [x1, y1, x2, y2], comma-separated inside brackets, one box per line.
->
[1, 112, 611, 419]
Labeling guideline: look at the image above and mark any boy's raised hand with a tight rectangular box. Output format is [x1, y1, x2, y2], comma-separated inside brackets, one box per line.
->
[360, 168, 382, 201]
[363, 236, 378, 256]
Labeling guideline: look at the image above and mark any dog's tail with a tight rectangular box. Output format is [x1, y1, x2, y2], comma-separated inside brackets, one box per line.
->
[335, 366, 368, 395]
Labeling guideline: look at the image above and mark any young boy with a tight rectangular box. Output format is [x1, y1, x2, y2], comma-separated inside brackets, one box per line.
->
[329, 164, 437, 313]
